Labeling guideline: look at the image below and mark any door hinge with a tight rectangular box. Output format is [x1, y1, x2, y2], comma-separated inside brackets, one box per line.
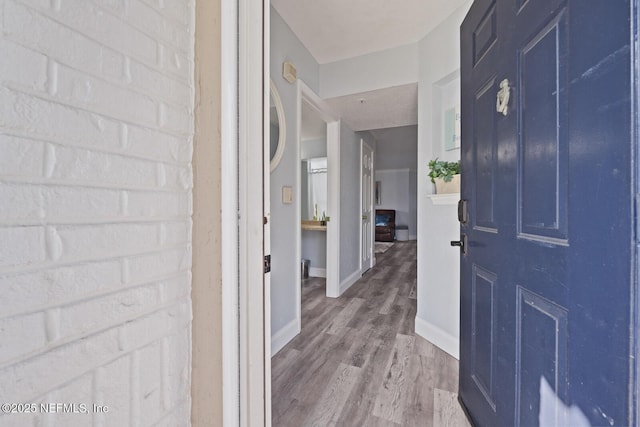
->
[264, 254, 271, 273]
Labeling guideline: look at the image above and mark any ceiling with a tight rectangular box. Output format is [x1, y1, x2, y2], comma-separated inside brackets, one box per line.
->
[271, 0, 468, 65]
[272, 0, 467, 134]
[325, 83, 417, 131]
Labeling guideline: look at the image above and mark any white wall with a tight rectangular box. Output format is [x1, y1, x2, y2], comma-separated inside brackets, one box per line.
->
[431, 72, 462, 164]
[415, 1, 472, 357]
[320, 43, 419, 98]
[415, 196, 461, 359]
[0, 0, 194, 424]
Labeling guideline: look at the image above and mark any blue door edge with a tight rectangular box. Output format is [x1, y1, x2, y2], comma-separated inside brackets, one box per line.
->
[458, 394, 478, 426]
[633, 1, 640, 424]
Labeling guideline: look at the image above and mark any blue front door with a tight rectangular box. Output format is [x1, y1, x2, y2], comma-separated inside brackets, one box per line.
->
[459, 0, 638, 425]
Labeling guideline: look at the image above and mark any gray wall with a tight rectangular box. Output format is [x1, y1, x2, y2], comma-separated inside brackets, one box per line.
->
[301, 231, 326, 270]
[375, 169, 417, 238]
[373, 125, 418, 238]
[270, 7, 320, 334]
[374, 125, 418, 170]
[270, 8, 375, 339]
[338, 130, 377, 282]
[339, 126, 360, 282]
[301, 138, 327, 159]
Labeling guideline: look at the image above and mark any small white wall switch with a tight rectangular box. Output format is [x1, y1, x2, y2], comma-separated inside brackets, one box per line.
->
[282, 186, 293, 204]
[283, 61, 297, 84]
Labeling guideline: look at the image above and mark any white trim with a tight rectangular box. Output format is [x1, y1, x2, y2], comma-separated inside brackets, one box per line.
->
[297, 80, 341, 299]
[269, 79, 286, 172]
[376, 168, 415, 173]
[326, 120, 341, 298]
[359, 140, 363, 273]
[309, 267, 326, 278]
[270, 318, 301, 357]
[339, 269, 362, 295]
[263, 6, 272, 425]
[221, 0, 239, 425]
[238, 0, 267, 424]
[415, 316, 460, 360]
[295, 85, 302, 349]
[427, 193, 460, 205]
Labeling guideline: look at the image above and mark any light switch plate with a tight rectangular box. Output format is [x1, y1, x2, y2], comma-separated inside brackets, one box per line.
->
[282, 186, 293, 204]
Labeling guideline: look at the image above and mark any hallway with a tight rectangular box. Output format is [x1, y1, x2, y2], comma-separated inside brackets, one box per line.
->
[271, 241, 471, 426]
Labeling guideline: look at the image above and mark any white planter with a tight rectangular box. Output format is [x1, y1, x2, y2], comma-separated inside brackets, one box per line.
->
[434, 174, 461, 194]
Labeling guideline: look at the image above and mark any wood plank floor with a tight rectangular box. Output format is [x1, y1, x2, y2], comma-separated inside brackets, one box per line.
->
[271, 241, 471, 426]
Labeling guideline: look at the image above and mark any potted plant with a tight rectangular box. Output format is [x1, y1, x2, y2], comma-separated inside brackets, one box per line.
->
[428, 158, 461, 194]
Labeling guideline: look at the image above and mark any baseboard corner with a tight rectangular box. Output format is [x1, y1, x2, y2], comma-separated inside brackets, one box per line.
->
[271, 318, 300, 357]
[414, 316, 460, 360]
[339, 269, 362, 295]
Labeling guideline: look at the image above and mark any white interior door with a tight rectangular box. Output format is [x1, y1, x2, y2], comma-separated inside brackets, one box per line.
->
[360, 140, 374, 272]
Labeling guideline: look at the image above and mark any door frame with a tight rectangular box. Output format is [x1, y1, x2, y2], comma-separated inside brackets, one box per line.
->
[297, 81, 342, 299]
[220, 0, 240, 424]
[234, 0, 270, 424]
[359, 139, 375, 273]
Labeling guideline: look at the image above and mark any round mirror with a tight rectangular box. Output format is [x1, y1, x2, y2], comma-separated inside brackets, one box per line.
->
[270, 80, 286, 171]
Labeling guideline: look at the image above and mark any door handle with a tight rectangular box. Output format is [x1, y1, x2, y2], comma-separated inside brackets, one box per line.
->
[458, 199, 468, 224]
[451, 234, 468, 255]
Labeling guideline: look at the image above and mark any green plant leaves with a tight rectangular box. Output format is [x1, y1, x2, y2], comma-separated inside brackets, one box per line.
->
[428, 158, 460, 183]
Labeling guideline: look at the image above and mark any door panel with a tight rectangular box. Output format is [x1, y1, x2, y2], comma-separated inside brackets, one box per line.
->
[517, 8, 569, 244]
[473, 77, 498, 231]
[460, 0, 636, 425]
[515, 287, 568, 426]
[470, 264, 497, 411]
[472, 1, 497, 67]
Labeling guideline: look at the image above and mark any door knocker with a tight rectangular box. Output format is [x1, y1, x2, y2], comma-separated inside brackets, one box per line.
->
[496, 79, 511, 116]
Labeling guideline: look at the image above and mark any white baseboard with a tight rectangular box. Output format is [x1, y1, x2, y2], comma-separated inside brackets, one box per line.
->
[309, 267, 326, 278]
[414, 316, 459, 360]
[271, 318, 300, 357]
[339, 269, 362, 295]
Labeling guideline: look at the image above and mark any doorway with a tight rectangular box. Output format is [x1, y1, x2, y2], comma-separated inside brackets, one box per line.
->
[300, 99, 328, 282]
[296, 81, 341, 300]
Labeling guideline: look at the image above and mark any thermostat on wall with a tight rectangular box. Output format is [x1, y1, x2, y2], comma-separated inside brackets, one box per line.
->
[283, 61, 297, 84]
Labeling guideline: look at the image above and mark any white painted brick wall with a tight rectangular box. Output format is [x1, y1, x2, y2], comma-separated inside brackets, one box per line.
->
[0, 0, 195, 425]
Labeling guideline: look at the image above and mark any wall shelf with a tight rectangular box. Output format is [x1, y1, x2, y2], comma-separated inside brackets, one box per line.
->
[427, 193, 460, 205]
[301, 220, 327, 231]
